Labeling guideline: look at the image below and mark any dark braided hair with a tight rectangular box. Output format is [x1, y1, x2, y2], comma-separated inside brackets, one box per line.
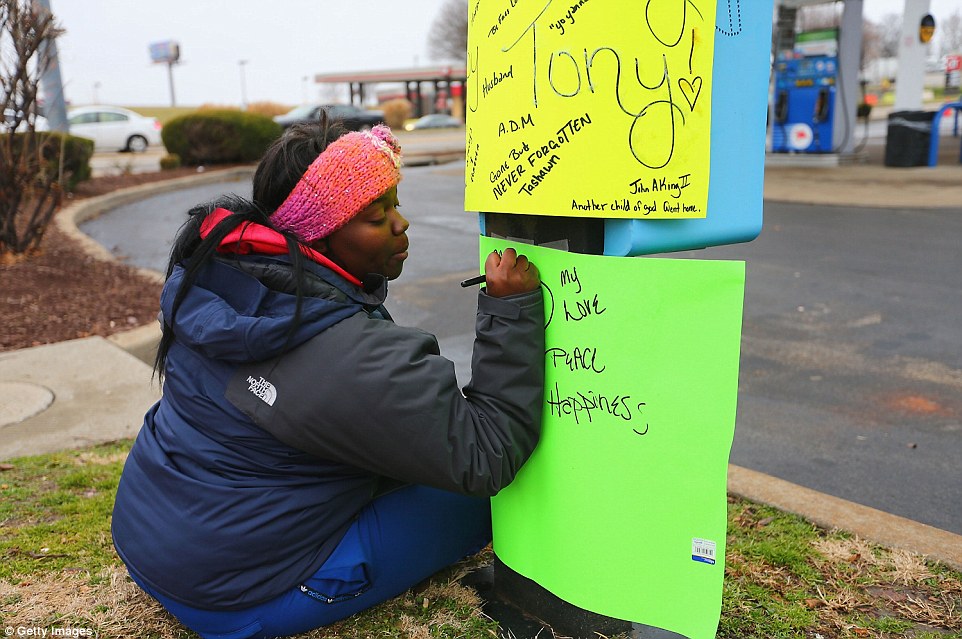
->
[153, 117, 347, 381]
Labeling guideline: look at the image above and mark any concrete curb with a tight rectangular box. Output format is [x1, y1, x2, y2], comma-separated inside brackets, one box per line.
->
[55, 166, 257, 286]
[107, 323, 162, 367]
[728, 464, 962, 572]
[54, 160, 962, 573]
[762, 160, 962, 209]
[55, 167, 257, 365]
[58, 155, 463, 365]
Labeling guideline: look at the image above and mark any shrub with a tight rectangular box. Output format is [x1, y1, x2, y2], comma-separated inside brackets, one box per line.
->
[196, 102, 291, 118]
[1, 131, 93, 256]
[380, 99, 413, 130]
[49, 132, 94, 189]
[247, 101, 291, 118]
[197, 103, 239, 112]
[1, 1, 87, 257]
[13, 131, 94, 190]
[159, 153, 182, 170]
[161, 110, 282, 166]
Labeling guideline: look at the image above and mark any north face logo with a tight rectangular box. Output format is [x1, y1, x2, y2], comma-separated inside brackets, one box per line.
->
[247, 376, 277, 406]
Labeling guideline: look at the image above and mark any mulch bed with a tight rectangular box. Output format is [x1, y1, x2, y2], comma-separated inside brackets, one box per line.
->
[0, 167, 214, 352]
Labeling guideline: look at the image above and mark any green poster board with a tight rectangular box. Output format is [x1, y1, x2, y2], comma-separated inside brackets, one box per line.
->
[481, 237, 745, 639]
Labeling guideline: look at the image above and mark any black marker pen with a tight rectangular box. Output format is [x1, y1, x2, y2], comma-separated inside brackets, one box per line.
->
[460, 274, 486, 288]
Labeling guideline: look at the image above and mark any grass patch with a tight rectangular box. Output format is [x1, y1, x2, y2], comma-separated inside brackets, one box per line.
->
[0, 442, 128, 581]
[720, 498, 962, 638]
[122, 107, 199, 125]
[1, 442, 961, 638]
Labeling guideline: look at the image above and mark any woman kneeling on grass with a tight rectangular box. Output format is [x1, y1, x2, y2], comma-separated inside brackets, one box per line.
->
[111, 120, 544, 639]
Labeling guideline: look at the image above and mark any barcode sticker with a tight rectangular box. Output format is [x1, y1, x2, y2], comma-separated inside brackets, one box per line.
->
[692, 538, 717, 565]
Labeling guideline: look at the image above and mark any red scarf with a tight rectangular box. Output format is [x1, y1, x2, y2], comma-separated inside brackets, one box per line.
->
[199, 208, 362, 287]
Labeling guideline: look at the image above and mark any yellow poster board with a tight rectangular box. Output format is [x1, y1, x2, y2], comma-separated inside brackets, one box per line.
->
[465, 0, 716, 219]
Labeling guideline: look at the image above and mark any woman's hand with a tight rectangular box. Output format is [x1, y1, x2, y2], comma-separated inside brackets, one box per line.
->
[483, 247, 541, 298]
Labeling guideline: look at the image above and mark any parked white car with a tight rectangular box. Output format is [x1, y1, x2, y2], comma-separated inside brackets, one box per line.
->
[67, 105, 162, 152]
[404, 113, 462, 131]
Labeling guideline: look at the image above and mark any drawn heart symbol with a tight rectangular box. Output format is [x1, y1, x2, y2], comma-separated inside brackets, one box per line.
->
[679, 76, 703, 111]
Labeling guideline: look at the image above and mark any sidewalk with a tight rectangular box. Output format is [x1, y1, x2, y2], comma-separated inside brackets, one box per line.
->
[2, 125, 961, 572]
[764, 128, 962, 208]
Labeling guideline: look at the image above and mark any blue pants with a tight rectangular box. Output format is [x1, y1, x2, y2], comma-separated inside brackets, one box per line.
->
[132, 485, 492, 639]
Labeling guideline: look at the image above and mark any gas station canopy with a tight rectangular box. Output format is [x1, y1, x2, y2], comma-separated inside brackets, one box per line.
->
[314, 66, 467, 118]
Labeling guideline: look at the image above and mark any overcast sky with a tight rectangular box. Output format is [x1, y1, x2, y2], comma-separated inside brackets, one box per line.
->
[48, 0, 959, 109]
[50, 0, 455, 107]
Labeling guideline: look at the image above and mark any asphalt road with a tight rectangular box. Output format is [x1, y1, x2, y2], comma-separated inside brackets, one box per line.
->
[670, 203, 962, 535]
[80, 164, 962, 535]
[87, 147, 167, 176]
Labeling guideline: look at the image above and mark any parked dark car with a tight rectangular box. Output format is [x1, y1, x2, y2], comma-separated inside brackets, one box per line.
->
[273, 104, 384, 131]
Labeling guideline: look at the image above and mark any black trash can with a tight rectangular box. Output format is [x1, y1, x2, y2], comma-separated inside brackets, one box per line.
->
[884, 110, 936, 167]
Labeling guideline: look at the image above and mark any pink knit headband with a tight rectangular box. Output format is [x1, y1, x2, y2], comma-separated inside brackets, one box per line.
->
[270, 124, 402, 243]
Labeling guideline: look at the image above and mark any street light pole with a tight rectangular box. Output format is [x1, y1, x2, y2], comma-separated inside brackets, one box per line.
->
[238, 60, 249, 110]
[167, 60, 177, 107]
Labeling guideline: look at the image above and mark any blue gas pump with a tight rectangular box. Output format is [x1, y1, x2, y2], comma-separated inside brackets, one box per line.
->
[772, 28, 839, 154]
[772, 55, 838, 153]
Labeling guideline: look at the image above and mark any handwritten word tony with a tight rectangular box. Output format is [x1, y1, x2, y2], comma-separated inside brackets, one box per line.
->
[497, 0, 708, 168]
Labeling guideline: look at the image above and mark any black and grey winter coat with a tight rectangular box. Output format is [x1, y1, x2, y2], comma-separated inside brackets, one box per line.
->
[111, 251, 545, 611]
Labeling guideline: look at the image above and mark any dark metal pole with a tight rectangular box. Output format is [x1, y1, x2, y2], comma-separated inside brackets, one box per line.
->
[33, 0, 68, 132]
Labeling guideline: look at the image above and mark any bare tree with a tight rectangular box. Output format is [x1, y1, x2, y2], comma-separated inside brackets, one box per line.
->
[427, 0, 467, 63]
[862, 19, 883, 70]
[0, 0, 67, 259]
[876, 12, 902, 59]
[794, 3, 879, 71]
[840, 16, 901, 72]
[940, 10, 962, 57]
[796, 3, 840, 32]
